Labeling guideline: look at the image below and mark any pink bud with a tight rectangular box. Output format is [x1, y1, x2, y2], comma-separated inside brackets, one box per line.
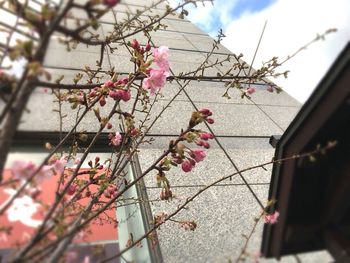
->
[200, 132, 214, 140]
[199, 108, 211, 116]
[247, 86, 256, 95]
[130, 128, 139, 137]
[121, 90, 131, 102]
[206, 118, 214, 124]
[181, 160, 192, 173]
[104, 80, 114, 87]
[131, 39, 140, 51]
[192, 149, 206, 162]
[99, 97, 106, 107]
[103, 0, 119, 7]
[145, 43, 151, 51]
[67, 185, 76, 195]
[267, 86, 274, 93]
[202, 142, 210, 149]
[107, 123, 112, 129]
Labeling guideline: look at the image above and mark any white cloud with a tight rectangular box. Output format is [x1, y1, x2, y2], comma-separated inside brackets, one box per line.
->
[221, 0, 350, 102]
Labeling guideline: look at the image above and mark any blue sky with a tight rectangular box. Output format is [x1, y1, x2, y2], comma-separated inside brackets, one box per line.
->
[168, 0, 350, 103]
[192, 0, 276, 34]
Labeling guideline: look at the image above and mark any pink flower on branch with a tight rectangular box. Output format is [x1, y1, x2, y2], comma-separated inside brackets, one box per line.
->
[52, 157, 67, 175]
[191, 149, 206, 163]
[142, 68, 168, 95]
[153, 46, 170, 71]
[109, 132, 122, 146]
[11, 160, 53, 181]
[264, 211, 280, 224]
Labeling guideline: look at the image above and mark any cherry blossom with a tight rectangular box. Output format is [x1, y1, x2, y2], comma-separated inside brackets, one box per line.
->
[11, 160, 53, 181]
[52, 157, 67, 175]
[264, 211, 280, 224]
[11, 160, 36, 180]
[191, 149, 206, 163]
[142, 68, 168, 95]
[109, 132, 122, 146]
[153, 46, 170, 71]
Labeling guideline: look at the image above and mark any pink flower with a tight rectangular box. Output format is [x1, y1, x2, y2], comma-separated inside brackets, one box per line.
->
[109, 132, 122, 146]
[142, 68, 167, 95]
[181, 160, 193, 173]
[11, 160, 36, 180]
[103, 0, 119, 7]
[11, 160, 52, 181]
[153, 46, 170, 71]
[247, 86, 256, 95]
[192, 149, 206, 162]
[264, 211, 280, 224]
[53, 157, 67, 175]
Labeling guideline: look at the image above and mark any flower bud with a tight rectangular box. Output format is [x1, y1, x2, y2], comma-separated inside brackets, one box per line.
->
[99, 97, 106, 107]
[247, 86, 256, 95]
[203, 142, 210, 149]
[181, 160, 192, 173]
[67, 185, 76, 195]
[145, 42, 151, 51]
[131, 39, 140, 51]
[206, 118, 214, 124]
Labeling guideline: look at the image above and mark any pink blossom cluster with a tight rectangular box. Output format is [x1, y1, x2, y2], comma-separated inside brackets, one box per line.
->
[142, 44, 170, 95]
[108, 132, 122, 146]
[178, 149, 207, 173]
[264, 210, 280, 224]
[189, 108, 215, 128]
[87, 77, 131, 108]
[130, 39, 151, 55]
[11, 157, 67, 182]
